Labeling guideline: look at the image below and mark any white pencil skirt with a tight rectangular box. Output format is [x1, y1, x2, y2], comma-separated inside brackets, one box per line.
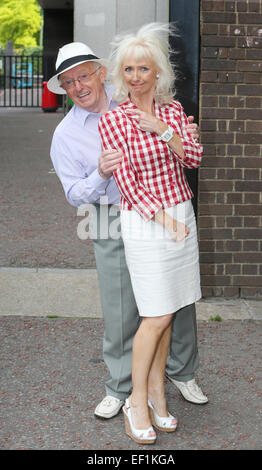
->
[120, 199, 202, 317]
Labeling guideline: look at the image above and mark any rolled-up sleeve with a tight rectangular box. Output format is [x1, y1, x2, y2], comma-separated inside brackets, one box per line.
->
[169, 103, 203, 169]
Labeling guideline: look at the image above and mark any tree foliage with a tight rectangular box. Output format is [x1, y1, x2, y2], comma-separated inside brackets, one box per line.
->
[0, 0, 42, 50]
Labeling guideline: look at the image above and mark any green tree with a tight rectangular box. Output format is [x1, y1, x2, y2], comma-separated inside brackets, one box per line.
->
[0, 0, 42, 50]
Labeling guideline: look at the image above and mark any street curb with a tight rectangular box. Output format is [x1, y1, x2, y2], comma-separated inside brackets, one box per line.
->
[0, 267, 102, 318]
[0, 267, 261, 320]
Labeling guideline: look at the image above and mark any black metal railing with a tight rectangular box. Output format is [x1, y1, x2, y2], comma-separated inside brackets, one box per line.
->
[0, 55, 43, 107]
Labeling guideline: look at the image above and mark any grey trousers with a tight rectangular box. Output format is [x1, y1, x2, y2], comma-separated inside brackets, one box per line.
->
[92, 204, 199, 401]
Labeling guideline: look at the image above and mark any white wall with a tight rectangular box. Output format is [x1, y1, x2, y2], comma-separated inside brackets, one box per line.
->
[74, 0, 169, 58]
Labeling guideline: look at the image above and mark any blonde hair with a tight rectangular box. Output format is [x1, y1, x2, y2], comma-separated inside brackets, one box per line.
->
[109, 22, 178, 104]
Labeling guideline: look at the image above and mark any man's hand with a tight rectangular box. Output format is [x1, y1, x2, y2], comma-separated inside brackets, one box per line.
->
[98, 149, 122, 179]
[185, 115, 199, 140]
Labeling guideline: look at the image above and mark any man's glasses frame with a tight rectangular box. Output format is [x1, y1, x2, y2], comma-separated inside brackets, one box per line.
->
[60, 66, 101, 90]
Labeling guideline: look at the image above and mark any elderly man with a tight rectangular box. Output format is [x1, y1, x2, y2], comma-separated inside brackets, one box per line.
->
[48, 42, 208, 419]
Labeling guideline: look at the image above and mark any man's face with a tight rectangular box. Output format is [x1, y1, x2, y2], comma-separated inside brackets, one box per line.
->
[60, 62, 107, 112]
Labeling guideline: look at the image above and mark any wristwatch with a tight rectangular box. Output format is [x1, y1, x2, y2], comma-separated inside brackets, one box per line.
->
[160, 126, 174, 143]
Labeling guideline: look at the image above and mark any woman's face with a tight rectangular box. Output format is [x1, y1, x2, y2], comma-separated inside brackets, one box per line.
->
[122, 52, 158, 100]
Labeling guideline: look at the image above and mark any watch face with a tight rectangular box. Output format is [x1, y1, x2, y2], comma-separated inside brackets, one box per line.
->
[162, 130, 172, 142]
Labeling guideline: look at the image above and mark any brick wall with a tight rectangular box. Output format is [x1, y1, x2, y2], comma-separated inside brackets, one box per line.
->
[199, 0, 262, 298]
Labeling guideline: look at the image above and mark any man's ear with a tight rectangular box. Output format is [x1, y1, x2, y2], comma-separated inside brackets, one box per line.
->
[99, 66, 107, 83]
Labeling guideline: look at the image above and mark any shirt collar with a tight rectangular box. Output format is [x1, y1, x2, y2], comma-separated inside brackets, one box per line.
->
[73, 84, 116, 126]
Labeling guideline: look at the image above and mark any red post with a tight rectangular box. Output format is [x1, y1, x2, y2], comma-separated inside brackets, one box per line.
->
[41, 81, 58, 112]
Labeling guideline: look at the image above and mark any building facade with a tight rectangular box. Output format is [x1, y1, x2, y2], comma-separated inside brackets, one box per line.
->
[199, 0, 262, 298]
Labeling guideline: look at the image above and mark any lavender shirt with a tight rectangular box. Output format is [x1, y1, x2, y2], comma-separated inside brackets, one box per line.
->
[50, 85, 120, 207]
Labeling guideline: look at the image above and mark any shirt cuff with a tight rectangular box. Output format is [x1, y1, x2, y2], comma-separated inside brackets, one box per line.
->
[87, 168, 111, 195]
[136, 199, 163, 222]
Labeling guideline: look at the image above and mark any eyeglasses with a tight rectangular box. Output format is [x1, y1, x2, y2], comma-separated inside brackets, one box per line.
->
[60, 66, 101, 90]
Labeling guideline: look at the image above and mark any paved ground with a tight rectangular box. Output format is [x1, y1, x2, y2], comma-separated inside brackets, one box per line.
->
[0, 107, 95, 269]
[1, 316, 262, 452]
[0, 107, 261, 456]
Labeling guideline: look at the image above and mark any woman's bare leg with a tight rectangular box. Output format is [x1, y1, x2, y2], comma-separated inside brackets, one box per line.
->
[129, 314, 173, 429]
[148, 323, 172, 416]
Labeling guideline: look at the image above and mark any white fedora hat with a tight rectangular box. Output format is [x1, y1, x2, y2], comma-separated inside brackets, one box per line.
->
[47, 42, 109, 95]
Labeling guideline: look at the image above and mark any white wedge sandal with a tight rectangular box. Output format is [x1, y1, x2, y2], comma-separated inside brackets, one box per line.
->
[123, 398, 156, 445]
[148, 399, 178, 432]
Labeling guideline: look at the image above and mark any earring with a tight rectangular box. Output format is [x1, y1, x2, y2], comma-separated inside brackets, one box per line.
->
[156, 73, 160, 79]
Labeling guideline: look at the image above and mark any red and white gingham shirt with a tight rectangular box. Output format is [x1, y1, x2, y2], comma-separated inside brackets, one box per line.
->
[98, 99, 203, 221]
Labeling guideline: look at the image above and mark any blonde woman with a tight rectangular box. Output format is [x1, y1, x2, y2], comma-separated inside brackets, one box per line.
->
[98, 23, 203, 445]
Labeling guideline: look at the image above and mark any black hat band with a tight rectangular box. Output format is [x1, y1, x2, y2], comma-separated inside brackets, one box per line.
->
[56, 54, 100, 74]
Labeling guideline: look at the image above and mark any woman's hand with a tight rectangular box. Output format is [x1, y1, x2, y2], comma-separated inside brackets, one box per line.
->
[153, 209, 190, 242]
[125, 108, 164, 134]
[126, 108, 185, 159]
[126, 109, 199, 141]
